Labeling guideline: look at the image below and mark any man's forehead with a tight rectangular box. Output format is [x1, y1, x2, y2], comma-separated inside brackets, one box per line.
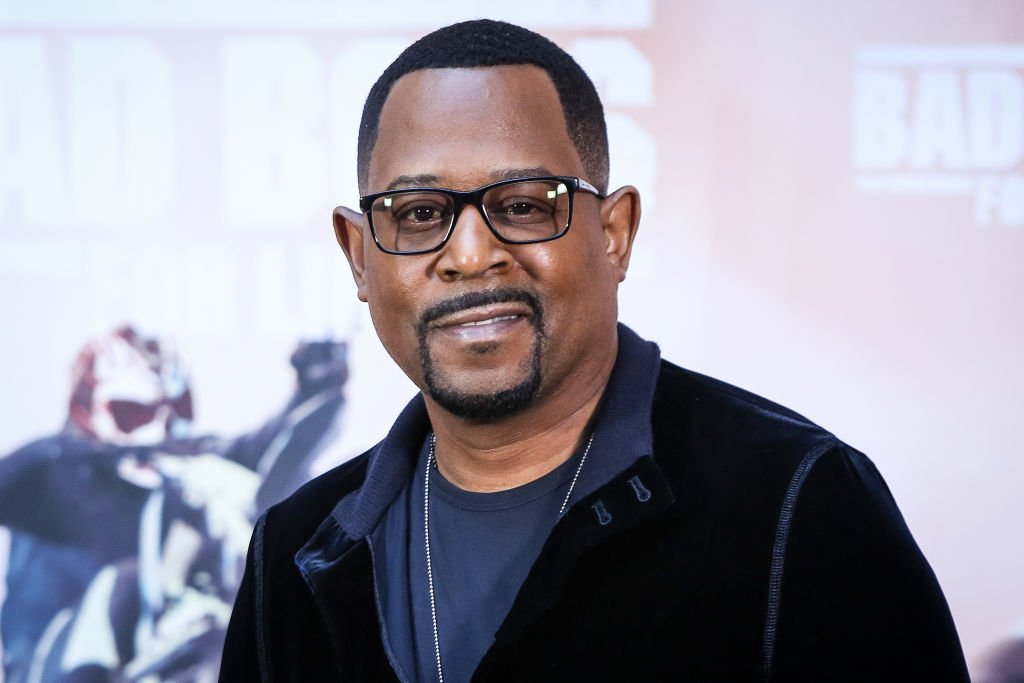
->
[367, 64, 582, 192]
[376, 64, 562, 136]
[386, 62, 554, 99]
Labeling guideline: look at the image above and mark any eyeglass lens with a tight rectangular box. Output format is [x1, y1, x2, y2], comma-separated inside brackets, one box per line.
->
[370, 179, 572, 253]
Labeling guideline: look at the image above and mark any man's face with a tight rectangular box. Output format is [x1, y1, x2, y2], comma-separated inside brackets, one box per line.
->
[339, 65, 636, 422]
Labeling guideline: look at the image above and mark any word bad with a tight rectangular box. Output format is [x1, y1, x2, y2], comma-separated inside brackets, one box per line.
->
[852, 46, 1024, 227]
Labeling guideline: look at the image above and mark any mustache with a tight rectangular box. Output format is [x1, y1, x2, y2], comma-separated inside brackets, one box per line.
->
[418, 288, 542, 329]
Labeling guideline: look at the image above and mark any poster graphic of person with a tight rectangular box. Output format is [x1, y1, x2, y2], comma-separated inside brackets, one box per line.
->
[0, 326, 348, 682]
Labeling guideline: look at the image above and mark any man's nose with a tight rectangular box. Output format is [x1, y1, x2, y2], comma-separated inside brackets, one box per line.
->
[435, 204, 513, 281]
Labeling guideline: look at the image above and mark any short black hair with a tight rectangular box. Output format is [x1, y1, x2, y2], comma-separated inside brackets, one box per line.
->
[357, 19, 609, 193]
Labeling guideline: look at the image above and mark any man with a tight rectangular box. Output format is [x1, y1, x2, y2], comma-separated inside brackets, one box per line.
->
[220, 19, 968, 682]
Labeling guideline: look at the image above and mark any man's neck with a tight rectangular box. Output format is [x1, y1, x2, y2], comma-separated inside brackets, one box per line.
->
[424, 350, 615, 493]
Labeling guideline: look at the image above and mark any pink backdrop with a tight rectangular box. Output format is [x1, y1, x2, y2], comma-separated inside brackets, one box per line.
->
[1, 0, 1021, 676]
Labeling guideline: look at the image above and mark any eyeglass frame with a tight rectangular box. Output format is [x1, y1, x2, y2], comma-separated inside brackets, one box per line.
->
[357, 175, 605, 255]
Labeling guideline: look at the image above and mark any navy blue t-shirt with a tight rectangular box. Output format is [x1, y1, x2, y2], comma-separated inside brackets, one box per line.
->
[377, 437, 586, 683]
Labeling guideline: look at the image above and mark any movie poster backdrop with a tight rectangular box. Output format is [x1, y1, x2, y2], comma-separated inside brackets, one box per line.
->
[1, 1, 1022, 679]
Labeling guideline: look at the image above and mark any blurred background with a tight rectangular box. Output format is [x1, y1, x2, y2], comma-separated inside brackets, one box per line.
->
[1, 0, 1021, 679]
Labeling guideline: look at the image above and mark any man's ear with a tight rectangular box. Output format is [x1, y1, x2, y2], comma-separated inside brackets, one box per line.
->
[333, 206, 370, 302]
[599, 185, 642, 283]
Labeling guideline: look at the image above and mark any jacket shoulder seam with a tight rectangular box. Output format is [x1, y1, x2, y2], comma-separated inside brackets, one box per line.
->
[761, 437, 838, 681]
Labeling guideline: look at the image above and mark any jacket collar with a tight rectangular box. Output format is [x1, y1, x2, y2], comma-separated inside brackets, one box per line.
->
[567, 323, 661, 503]
[330, 396, 430, 539]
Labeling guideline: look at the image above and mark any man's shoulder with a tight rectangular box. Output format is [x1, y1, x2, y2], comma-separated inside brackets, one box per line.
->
[648, 359, 887, 563]
[651, 358, 843, 473]
[655, 359, 820, 429]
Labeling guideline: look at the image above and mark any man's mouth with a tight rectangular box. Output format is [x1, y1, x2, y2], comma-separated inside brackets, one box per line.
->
[456, 314, 520, 327]
[420, 289, 540, 328]
[430, 303, 534, 331]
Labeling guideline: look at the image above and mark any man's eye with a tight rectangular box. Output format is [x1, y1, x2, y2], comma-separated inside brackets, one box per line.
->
[502, 201, 542, 215]
[494, 198, 553, 223]
[403, 206, 441, 222]
[394, 202, 447, 224]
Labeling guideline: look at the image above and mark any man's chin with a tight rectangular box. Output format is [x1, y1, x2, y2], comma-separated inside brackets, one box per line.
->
[425, 372, 542, 422]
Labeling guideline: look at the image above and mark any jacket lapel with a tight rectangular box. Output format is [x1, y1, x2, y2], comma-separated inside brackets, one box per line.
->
[295, 514, 395, 680]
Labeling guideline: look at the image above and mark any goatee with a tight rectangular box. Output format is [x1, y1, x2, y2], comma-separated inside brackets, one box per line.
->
[416, 288, 544, 422]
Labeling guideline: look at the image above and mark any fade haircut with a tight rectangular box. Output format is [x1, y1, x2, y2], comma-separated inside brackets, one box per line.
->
[357, 19, 609, 193]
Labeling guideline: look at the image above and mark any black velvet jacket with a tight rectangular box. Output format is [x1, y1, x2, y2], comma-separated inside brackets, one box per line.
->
[220, 359, 968, 682]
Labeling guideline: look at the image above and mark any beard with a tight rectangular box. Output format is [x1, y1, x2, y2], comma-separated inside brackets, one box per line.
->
[416, 288, 545, 422]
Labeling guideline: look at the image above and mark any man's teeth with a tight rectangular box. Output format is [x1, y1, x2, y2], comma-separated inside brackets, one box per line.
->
[457, 314, 519, 327]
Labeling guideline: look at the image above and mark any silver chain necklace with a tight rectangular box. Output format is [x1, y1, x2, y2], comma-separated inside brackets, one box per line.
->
[423, 432, 594, 683]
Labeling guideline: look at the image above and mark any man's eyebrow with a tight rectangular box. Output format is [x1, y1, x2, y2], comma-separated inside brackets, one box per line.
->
[490, 167, 555, 181]
[384, 168, 556, 191]
[386, 174, 440, 190]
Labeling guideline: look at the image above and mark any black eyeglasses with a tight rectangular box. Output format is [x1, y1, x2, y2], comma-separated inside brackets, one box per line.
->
[358, 176, 604, 255]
